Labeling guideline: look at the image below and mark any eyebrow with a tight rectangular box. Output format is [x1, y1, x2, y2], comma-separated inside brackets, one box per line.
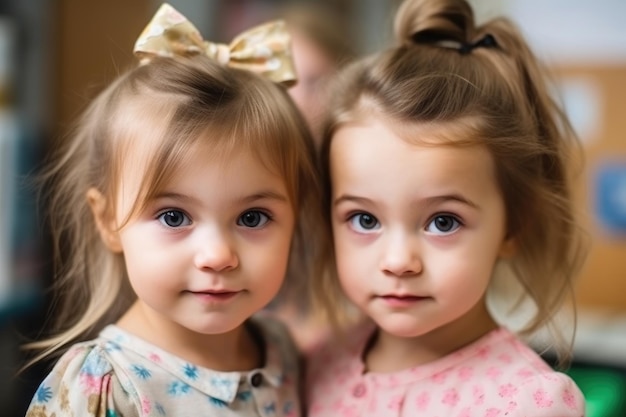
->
[155, 190, 290, 205]
[240, 191, 290, 204]
[334, 193, 479, 209]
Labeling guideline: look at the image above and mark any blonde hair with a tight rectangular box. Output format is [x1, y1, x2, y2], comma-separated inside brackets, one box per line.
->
[26, 55, 326, 366]
[315, 0, 587, 364]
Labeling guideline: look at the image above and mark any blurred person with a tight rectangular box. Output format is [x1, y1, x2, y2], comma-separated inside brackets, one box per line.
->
[264, 2, 361, 355]
[22, 4, 326, 416]
[283, 3, 356, 146]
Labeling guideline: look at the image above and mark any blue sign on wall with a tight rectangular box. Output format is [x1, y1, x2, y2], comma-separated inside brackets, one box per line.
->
[595, 161, 626, 235]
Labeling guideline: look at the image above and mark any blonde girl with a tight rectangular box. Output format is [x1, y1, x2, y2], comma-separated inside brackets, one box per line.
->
[25, 4, 324, 417]
[307, 0, 587, 415]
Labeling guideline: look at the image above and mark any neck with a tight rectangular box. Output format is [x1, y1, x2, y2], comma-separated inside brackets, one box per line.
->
[365, 301, 498, 373]
[117, 301, 262, 371]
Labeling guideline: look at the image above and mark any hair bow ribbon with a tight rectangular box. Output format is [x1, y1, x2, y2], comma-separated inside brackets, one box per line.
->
[133, 3, 296, 86]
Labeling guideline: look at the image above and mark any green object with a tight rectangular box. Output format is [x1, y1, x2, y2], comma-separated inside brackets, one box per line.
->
[566, 366, 626, 417]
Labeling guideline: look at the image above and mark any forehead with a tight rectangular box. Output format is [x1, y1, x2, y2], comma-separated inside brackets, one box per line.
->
[118, 124, 275, 182]
[116, 120, 286, 196]
[109, 89, 304, 216]
[330, 117, 498, 199]
[114, 132, 290, 224]
[112, 94, 250, 169]
[168, 143, 287, 195]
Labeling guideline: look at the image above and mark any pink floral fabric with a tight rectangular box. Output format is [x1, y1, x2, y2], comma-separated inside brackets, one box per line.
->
[306, 327, 585, 416]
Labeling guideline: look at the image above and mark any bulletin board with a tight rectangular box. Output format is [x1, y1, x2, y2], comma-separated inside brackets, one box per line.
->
[555, 65, 626, 312]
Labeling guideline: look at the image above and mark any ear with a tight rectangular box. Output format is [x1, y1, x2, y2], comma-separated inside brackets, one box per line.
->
[86, 187, 123, 253]
[498, 235, 517, 259]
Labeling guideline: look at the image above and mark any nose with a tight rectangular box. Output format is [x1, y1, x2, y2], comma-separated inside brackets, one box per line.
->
[194, 227, 239, 272]
[379, 230, 422, 277]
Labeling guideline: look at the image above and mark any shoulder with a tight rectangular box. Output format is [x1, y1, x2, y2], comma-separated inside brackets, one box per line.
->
[26, 338, 138, 417]
[513, 371, 585, 416]
[454, 328, 586, 416]
[37, 340, 115, 393]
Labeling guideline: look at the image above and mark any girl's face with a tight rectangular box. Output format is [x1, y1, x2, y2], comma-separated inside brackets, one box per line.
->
[329, 116, 513, 345]
[113, 138, 295, 340]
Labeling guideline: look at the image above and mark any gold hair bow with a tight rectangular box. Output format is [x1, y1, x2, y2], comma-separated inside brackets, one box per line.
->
[133, 3, 296, 86]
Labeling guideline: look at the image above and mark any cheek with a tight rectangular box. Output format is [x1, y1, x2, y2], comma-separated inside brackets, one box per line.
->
[250, 227, 294, 279]
[120, 228, 177, 285]
[430, 250, 493, 301]
[333, 237, 366, 296]
[264, 239, 292, 274]
[333, 224, 372, 281]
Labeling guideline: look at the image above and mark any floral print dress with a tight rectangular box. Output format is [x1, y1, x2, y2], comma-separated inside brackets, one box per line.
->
[306, 326, 585, 417]
[26, 317, 301, 417]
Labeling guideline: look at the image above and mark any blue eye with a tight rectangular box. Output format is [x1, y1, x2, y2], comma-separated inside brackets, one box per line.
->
[158, 210, 191, 228]
[238, 210, 270, 228]
[348, 213, 380, 233]
[426, 215, 461, 235]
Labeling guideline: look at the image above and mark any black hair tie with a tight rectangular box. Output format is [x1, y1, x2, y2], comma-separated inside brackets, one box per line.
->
[458, 34, 498, 55]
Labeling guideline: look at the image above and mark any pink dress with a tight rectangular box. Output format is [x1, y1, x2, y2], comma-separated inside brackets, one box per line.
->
[306, 326, 585, 417]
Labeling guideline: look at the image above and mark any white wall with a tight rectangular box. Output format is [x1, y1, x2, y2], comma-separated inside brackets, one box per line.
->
[472, 0, 626, 66]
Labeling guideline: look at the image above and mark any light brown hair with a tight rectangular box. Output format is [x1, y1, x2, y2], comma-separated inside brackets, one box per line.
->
[26, 55, 326, 366]
[315, 0, 587, 364]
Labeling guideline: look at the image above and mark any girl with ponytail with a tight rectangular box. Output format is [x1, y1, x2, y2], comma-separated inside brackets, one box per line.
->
[306, 0, 586, 415]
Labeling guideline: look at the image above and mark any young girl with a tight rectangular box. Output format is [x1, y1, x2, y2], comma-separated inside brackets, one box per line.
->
[307, 0, 587, 415]
[25, 4, 324, 416]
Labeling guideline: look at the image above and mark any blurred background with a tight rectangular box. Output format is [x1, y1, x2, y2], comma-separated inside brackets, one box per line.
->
[0, 0, 624, 415]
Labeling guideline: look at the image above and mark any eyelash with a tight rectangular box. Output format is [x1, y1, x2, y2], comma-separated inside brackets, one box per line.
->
[344, 211, 464, 235]
[156, 209, 191, 228]
[237, 209, 273, 229]
[154, 208, 274, 229]
[425, 213, 463, 235]
[346, 212, 380, 233]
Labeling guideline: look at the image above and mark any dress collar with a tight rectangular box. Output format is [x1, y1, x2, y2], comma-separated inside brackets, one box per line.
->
[99, 318, 285, 403]
[351, 326, 512, 387]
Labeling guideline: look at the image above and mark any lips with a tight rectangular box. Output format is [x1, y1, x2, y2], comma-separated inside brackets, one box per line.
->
[381, 294, 425, 301]
[188, 289, 241, 302]
[378, 294, 428, 307]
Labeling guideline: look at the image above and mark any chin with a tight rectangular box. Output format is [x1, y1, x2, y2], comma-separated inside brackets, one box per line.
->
[375, 317, 431, 338]
[185, 317, 247, 335]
